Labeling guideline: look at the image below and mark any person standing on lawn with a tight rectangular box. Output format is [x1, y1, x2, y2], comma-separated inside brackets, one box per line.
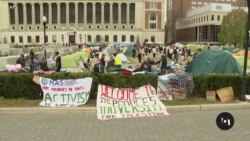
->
[55, 51, 61, 72]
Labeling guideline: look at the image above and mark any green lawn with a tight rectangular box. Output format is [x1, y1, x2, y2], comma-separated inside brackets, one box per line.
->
[234, 56, 250, 68]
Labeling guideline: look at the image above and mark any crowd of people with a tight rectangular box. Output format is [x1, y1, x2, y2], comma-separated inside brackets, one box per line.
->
[131, 43, 192, 73]
[14, 42, 193, 74]
[15, 50, 61, 73]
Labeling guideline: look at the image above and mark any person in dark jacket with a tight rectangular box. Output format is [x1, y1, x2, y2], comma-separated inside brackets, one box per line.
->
[16, 54, 26, 68]
[156, 54, 167, 73]
[55, 51, 61, 72]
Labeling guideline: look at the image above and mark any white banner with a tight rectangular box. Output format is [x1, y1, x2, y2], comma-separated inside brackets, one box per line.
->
[97, 84, 169, 120]
[39, 77, 92, 107]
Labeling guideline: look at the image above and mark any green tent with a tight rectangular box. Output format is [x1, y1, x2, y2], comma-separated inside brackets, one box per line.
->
[186, 49, 242, 75]
[62, 51, 86, 68]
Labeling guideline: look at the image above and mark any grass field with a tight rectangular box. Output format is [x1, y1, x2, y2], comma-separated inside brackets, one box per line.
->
[234, 55, 250, 68]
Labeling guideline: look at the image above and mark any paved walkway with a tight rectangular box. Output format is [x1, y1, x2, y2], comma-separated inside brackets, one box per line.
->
[0, 109, 249, 141]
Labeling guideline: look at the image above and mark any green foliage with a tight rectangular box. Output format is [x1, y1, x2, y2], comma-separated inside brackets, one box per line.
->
[0, 73, 249, 99]
[186, 44, 207, 53]
[193, 74, 250, 97]
[143, 39, 149, 45]
[219, 9, 247, 46]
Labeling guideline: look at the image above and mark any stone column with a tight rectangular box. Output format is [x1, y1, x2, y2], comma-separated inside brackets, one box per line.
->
[101, 2, 104, 25]
[66, 2, 69, 26]
[40, 3, 43, 25]
[31, 3, 35, 28]
[109, 3, 113, 25]
[126, 3, 130, 25]
[118, 3, 121, 25]
[75, 2, 78, 25]
[15, 3, 19, 28]
[23, 3, 27, 26]
[57, 3, 61, 26]
[84, 2, 87, 24]
[92, 3, 96, 24]
[48, 3, 52, 28]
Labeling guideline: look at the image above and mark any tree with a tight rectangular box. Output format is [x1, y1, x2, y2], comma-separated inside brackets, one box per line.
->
[219, 9, 247, 47]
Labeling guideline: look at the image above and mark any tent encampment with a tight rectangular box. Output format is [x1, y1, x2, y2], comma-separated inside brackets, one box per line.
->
[186, 49, 242, 75]
[112, 42, 134, 57]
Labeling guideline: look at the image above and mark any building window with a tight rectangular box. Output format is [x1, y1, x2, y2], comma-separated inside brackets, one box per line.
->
[10, 36, 15, 43]
[88, 35, 92, 42]
[211, 15, 214, 21]
[27, 36, 32, 43]
[52, 35, 57, 43]
[151, 36, 155, 42]
[149, 13, 157, 29]
[61, 34, 64, 43]
[130, 35, 134, 42]
[198, 26, 208, 42]
[36, 36, 40, 43]
[217, 15, 220, 21]
[122, 35, 126, 42]
[211, 25, 220, 42]
[96, 35, 101, 42]
[113, 35, 117, 42]
[149, 2, 157, 9]
[19, 36, 23, 43]
[105, 35, 109, 42]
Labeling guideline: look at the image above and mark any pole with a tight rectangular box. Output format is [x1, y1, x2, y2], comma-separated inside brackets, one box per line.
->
[43, 22, 46, 44]
[240, 0, 250, 101]
[43, 22, 46, 59]
[85, 34, 87, 46]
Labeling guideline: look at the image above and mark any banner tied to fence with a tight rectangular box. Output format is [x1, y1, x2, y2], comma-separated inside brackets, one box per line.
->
[39, 77, 92, 107]
[157, 73, 194, 100]
[97, 84, 169, 120]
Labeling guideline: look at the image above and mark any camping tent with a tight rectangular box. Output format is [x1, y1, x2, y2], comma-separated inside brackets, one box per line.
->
[112, 42, 134, 57]
[62, 51, 86, 68]
[186, 49, 242, 75]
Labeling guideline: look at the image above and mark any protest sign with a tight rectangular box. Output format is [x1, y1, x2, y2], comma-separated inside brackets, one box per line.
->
[206, 91, 216, 101]
[157, 73, 194, 100]
[97, 84, 169, 120]
[216, 87, 234, 102]
[39, 77, 92, 107]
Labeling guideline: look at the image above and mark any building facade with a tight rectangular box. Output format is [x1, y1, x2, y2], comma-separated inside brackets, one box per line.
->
[0, 0, 165, 45]
[166, 0, 247, 43]
[175, 3, 236, 44]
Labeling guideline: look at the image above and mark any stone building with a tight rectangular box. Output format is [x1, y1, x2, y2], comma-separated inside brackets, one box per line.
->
[166, 0, 247, 43]
[0, 0, 165, 45]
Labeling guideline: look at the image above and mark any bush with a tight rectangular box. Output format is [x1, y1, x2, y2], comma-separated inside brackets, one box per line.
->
[0, 73, 249, 99]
